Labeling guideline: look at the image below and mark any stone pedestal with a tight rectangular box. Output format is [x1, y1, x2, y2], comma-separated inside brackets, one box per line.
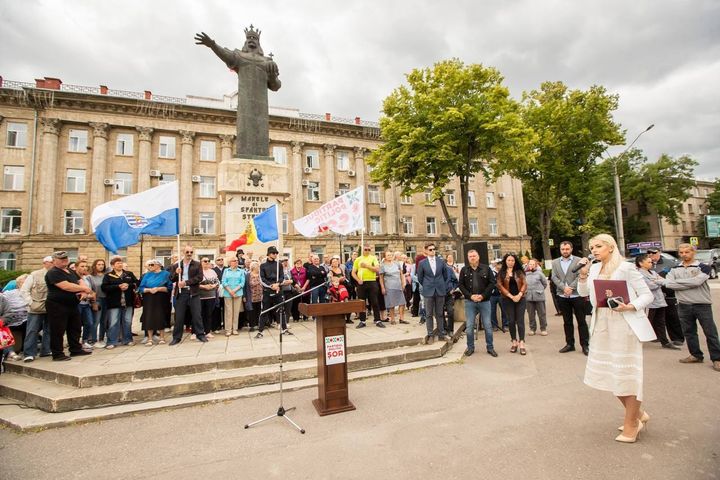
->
[218, 157, 289, 257]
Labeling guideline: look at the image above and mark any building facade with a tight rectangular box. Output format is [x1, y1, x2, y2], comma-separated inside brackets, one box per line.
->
[0, 76, 529, 271]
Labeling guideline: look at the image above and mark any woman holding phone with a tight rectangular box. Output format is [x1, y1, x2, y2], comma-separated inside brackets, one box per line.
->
[577, 234, 654, 443]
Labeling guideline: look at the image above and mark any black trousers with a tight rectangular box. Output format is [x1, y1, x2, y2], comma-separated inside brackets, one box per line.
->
[173, 291, 204, 340]
[47, 299, 83, 358]
[444, 293, 455, 333]
[557, 296, 589, 347]
[260, 291, 283, 332]
[357, 280, 381, 323]
[648, 307, 670, 345]
[664, 298, 685, 342]
[200, 299, 215, 337]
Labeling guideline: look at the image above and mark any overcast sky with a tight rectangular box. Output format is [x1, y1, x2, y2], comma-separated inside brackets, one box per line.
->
[1, 0, 718, 179]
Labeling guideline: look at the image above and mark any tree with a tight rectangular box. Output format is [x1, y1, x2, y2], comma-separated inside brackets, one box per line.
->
[367, 59, 536, 254]
[517, 82, 624, 259]
[706, 179, 720, 214]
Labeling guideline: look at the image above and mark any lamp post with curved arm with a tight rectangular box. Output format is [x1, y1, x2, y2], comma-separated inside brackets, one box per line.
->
[614, 124, 655, 256]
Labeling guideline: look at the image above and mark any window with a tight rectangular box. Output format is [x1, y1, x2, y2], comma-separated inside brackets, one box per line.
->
[272, 146, 287, 165]
[311, 245, 325, 264]
[469, 218, 479, 235]
[66, 168, 86, 193]
[199, 212, 215, 234]
[337, 183, 350, 196]
[159, 173, 176, 185]
[373, 244, 386, 257]
[281, 213, 289, 235]
[672, 223, 679, 233]
[305, 149, 319, 169]
[64, 210, 84, 234]
[468, 190, 476, 207]
[449, 218, 458, 231]
[114, 172, 133, 195]
[307, 181, 320, 201]
[405, 245, 417, 260]
[200, 140, 216, 161]
[682, 220, 687, 232]
[154, 248, 173, 268]
[488, 217, 498, 235]
[336, 150, 350, 170]
[199, 176, 216, 198]
[491, 244, 502, 261]
[486, 192, 496, 208]
[3, 166, 24, 190]
[1, 208, 21, 234]
[369, 216, 382, 235]
[6, 122, 27, 147]
[368, 185, 381, 204]
[426, 217, 437, 234]
[116, 133, 134, 156]
[401, 216, 414, 234]
[688, 203, 694, 214]
[446, 190, 456, 206]
[400, 194, 412, 205]
[424, 190, 434, 204]
[68, 129, 88, 152]
[159, 136, 176, 158]
[0, 252, 16, 270]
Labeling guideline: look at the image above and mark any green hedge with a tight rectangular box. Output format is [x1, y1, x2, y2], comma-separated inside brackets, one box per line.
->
[0, 270, 30, 289]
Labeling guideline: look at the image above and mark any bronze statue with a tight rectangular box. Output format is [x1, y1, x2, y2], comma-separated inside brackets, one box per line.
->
[195, 26, 281, 159]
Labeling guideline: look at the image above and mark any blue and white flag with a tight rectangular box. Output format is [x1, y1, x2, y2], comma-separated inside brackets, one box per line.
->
[91, 181, 179, 253]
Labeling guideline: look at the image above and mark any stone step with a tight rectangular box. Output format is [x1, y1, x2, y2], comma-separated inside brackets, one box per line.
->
[0, 349, 464, 432]
[0, 343, 449, 413]
[4, 336, 428, 388]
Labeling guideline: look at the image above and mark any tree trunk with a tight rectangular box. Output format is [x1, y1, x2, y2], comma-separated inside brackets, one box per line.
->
[540, 209, 553, 264]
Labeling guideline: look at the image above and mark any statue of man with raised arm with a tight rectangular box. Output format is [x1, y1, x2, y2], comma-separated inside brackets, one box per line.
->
[195, 26, 281, 159]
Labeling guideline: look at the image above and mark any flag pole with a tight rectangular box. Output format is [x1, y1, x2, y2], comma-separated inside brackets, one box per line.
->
[176, 234, 181, 261]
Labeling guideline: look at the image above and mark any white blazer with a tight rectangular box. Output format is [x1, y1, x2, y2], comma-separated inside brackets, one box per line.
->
[578, 261, 655, 340]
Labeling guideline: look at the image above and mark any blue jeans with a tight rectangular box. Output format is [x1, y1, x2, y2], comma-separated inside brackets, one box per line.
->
[678, 303, 720, 362]
[464, 300, 493, 351]
[79, 303, 94, 343]
[490, 294, 508, 329]
[23, 313, 51, 358]
[94, 297, 107, 343]
[106, 307, 134, 346]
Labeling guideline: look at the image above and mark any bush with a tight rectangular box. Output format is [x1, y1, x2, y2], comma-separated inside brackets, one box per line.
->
[0, 270, 30, 290]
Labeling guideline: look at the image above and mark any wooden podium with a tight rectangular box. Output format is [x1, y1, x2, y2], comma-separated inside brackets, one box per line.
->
[300, 300, 365, 416]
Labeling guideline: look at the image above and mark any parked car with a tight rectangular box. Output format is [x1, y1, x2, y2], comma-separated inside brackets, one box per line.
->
[626, 251, 680, 269]
[695, 249, 720, 279]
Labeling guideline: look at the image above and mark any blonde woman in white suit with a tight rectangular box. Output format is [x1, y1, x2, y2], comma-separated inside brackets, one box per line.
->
[577, 234, 655, 443]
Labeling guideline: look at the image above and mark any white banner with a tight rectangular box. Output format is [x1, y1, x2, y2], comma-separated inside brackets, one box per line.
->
[293, 186, 365, 237]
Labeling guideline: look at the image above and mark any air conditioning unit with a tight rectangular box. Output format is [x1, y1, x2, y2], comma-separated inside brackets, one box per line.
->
[193, 227, 202, 235]
[103, 179, 114, 186]
[347, 170, 356, 177]
[149, 170, 161, 178]
[301, 179, 310, 187]
[74, 228, 85, 234]
[335, 190, 342, 196]
[303, 167, 313, 174]
[192, 175, 202, 183]
[498, 192, 506, 198]
[368, 231, 376, 236]
[379, 203, 387, 209]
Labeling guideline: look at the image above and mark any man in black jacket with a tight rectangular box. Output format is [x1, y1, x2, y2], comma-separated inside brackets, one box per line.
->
[458, 250, 497, 357]
[169, 245, 207, 345]
[257, 246, 293, 338]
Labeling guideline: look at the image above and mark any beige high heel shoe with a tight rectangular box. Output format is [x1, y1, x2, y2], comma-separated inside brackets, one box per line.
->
[618, 411, 650, 431]
[615, 419, 644, 443]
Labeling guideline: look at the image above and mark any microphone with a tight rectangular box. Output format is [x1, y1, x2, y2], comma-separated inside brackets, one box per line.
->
[572, 259, 598, 274]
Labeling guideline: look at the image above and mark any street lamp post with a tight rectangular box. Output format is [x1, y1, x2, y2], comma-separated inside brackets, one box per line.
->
[613, 124, 654, 257]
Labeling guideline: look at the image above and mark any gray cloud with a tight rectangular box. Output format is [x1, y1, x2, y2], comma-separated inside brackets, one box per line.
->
[1, 0, 718, 178]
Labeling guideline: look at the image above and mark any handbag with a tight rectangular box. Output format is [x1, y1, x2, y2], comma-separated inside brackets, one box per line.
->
[133, 292, 143, 309]
[0, 319, 15, 348]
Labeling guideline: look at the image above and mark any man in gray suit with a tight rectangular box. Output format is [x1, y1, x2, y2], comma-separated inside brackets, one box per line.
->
[551, 241, 589, 355]
[417, 242, 449, 344]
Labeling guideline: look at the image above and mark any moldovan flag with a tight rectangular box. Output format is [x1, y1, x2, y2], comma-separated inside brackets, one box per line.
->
[293, 186, 364, 237]
[226, 204, 279, 251]
[91, 181, 179, 253]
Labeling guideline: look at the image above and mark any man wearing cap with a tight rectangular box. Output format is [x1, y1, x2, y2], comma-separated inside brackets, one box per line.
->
[236, 249, 246, 269]
[258, 246, 293, 337]
[44, 251, 93, 361]
[352, 245, 385, 329]
[648, 248, 684, 346]
[20, 256, 54, 362]
[169, 245, 207, 345]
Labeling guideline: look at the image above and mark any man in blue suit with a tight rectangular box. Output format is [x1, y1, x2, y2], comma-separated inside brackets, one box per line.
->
[417, 242, 448, 344]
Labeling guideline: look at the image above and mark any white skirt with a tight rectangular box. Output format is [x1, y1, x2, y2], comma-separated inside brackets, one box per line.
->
[584, 308, 644, 401]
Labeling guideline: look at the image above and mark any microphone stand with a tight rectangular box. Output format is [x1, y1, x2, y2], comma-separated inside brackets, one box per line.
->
[244, 280, 328, 434]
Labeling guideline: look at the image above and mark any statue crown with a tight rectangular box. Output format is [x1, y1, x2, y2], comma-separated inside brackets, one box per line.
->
[244, 24, 261, 38]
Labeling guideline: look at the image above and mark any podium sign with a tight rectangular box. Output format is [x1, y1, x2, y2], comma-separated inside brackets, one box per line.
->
[300, 300, 365, 416]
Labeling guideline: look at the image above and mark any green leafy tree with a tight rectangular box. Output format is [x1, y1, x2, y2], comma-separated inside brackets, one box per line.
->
[367, 59, 536, 253]
[706, 179, 720, 214]
[518, 81, 624, 259]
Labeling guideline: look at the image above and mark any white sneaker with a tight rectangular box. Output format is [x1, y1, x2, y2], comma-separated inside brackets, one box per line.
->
[95, 342, 106, 349]
[141, 336, 149, 344]
[23, 355, 34, 363]
[8, 352, 20, 360]
[82, 342, 94, 349]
